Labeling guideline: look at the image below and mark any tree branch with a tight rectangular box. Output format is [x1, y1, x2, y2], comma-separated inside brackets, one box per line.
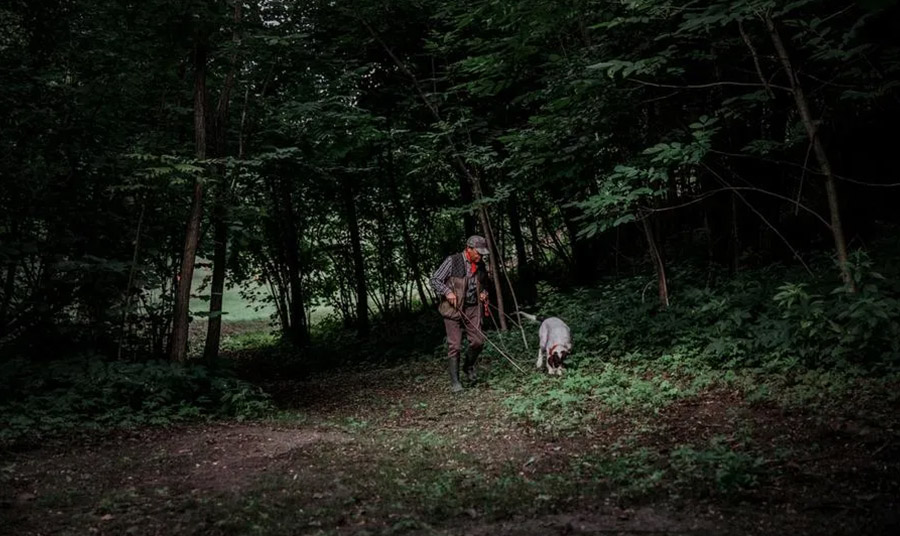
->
[642, 185, 831, 230]
[629, 78, 791, 92]
[703, 164, 814, 276]
[709, 149, 900, 187]
[738, 21, 776, 99]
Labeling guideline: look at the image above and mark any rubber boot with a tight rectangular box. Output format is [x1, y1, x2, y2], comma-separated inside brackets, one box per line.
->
[448, 356, 463, 393]
[463, 350, 479, 383]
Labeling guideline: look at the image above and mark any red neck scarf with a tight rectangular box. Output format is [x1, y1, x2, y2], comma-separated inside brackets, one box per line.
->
[464, 250, 478, 275]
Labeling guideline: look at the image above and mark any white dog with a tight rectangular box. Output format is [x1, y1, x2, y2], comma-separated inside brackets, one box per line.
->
[516, 312, 572, 375]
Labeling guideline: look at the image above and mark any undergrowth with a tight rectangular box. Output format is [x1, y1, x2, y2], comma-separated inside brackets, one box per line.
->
[485, 251, 900, 433]
[0, 355, 273, 445]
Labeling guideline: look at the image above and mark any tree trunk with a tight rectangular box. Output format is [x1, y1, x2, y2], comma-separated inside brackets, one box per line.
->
[764, 15, 855, 291]
[169, 35, 208, 362]
[385, 143, 430, 308]
[203, 2, 242, 363]
[478, 207, 507, 330]
[117, 202, 146, 360]
[0, 221, 18, 335]
[459, 173, 476, 237]
[730, 192, 740, 274]
[203, 200, 227, 363]
[342, 176, 369, 336]
[508, 194, 536, 304]
[465, 170, 507, 330]
[641, 214, 669, 308]
[561, 204, 594, 283]
[539, 213, 571, 265]
[0, 260, 18, 335]
[371, 206, 394, 316]
[524, 194, 549, 266]
[276, 178, 309, 347]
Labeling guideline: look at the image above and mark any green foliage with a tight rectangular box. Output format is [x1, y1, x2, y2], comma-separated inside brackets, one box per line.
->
[576, 448, 666, 498]
[502, 364, 689, 433]
[669, 439, 765, 496]
[769, 257, 900, 368]
[486, 251, 900, 434]
[0, 355, 274, 444]
[542, 253, 900, 371]
[219, 329, 278, 353]
[575, 439, 763, 500]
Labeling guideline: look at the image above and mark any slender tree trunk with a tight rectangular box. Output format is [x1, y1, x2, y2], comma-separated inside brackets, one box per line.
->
[170, 35, 208, 362]
[385, 144, 430, 307]
[508, 194, 536, 304]
[641, 214, 669, 308]
[342, 176, 369, 336]
[203, 2, 242, 363]
[276, 178, 309, 347]
[614, 227, 620, 280]
[0, 260, 18, 335]
[372, 207, 394, 316]
[764, 15, 855, 291]
[464, 170, 507, 330]
[459, 173, 476, 237]
[263, 256, 290, 335]
[730, 192, 740, 274]
[478, 207, 508, 330]
[117, 202, 146, 360]
[561, 205, 593, 283]
[0, 220, 19, 333]
[203, 201, 227, 363]
[524, 195, 549, 266]
[540, 214, 572, 265]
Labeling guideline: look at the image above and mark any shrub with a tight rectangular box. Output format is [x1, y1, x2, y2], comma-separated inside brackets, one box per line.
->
[0, 354, 274, 444]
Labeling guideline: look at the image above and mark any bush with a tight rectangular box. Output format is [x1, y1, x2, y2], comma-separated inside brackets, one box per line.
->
[487, 250, 900, 429]
[525, 251, 900, 372]
[0, 355, 274, 444]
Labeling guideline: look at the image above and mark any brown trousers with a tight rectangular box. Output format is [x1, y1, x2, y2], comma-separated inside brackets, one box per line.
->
[443, 303, 484, 359]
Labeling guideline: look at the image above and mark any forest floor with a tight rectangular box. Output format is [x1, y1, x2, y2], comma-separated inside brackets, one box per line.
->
[3, 352, 899, 536]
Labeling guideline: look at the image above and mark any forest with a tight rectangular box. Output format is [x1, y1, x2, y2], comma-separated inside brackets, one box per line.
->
[1, 0, 899, 534]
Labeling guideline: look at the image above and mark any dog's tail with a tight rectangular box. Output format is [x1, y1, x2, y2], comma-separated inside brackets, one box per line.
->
[514, 311, 543, 323]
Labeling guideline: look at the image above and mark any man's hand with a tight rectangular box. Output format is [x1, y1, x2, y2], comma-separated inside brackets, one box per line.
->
[446, 292, 458, 308]
[479, 290, 489, 303]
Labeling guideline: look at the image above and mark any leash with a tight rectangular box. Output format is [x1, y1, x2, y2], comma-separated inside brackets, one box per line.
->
[453, 301, 527, 374]
[488, 303, 531, 351]
[485, 301, 513, 355]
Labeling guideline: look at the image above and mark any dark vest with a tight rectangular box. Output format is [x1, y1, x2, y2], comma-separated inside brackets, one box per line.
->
[437, 253, 488, 319]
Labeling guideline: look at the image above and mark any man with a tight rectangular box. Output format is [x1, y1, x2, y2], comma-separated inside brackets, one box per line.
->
[431, 235, 492, 393]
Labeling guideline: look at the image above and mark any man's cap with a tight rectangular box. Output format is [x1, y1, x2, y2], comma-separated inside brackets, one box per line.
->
[466, 235, 490, 256]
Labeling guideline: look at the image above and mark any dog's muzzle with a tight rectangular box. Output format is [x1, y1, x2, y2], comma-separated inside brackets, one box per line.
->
[548, 353, 564, 368]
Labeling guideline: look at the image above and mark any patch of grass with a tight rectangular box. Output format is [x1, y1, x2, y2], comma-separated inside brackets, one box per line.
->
[264, 409, 309, 424]
[342, 417, 371, 431]
[188, 267, 274, 323]
[575, 447, 666, 499]
[395, 430, 449, 453]
[220, 327, 278, 353]
[574, 436, 765, 502]
[498, 361, 692, 433]
[668, 440, 765, 499]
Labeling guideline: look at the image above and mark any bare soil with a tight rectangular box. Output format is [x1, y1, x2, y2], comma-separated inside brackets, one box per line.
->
[2, 358, 898, 536]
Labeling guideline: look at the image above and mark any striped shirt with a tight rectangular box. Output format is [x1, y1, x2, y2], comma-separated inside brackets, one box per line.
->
[431, 252, 480, 305]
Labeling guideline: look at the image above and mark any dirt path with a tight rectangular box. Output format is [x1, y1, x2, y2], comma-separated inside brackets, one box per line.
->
[2, 359, 898, 535]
